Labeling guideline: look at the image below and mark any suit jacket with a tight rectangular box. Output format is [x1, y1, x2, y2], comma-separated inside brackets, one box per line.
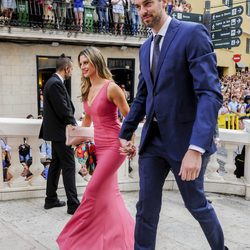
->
[119, 19, 223, 161]
[39, 74, 76, 142]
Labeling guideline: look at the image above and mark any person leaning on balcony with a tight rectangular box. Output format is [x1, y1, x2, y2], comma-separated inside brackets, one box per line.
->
[129, 0, 140, 36]
[111, 0, 125, 35]
[39, 54, 80, 215]
[96, 0, 109, 33]
[172, 0, 183, 12]
[184, 2, 192, 12]
[166, 0, 173, 15]
[53, 0, 67, 28]
[28, 0, 44, 27]
[1, 0, 16, 21]
[43, 0, 54, 22]
[73, 0, 84, 29]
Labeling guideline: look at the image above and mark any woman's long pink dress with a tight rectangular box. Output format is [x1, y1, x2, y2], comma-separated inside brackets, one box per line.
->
[57, 82, 135, 250]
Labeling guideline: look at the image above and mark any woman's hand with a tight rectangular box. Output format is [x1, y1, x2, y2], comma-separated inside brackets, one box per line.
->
[119, 139, 136, 160]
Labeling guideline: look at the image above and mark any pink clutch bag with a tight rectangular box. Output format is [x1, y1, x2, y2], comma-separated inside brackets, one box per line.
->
[65, 125, 94, 146]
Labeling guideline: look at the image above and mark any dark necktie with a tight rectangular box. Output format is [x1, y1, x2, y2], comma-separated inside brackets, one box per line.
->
[151, 34, 162, 82]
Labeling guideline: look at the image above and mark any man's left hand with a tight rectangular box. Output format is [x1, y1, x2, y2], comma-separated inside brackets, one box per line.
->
[119, 139, 136, 160]
[178, 149, 202, 181]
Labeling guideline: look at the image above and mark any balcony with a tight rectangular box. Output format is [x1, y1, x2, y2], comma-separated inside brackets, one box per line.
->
[1, 117, 250, 201]
[0, 4, 149, 47]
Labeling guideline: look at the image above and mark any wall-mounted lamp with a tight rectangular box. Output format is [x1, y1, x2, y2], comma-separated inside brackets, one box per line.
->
[51, 42, 60, 47]
[121, 46, 127, 51]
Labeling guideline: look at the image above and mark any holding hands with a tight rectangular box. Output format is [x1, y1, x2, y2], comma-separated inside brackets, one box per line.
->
[119, 139, 136, 160]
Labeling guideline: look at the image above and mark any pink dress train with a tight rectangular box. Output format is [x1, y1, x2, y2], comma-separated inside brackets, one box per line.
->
[57, 82, 135, 250]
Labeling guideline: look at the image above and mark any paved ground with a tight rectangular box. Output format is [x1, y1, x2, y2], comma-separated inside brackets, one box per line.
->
[0, 190, 250, 250]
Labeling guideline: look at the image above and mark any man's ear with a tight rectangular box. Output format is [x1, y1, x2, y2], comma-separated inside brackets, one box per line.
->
[162, 0, 168, 9]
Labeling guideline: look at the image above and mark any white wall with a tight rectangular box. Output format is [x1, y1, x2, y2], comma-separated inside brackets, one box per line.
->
[0, 43, 140, 119]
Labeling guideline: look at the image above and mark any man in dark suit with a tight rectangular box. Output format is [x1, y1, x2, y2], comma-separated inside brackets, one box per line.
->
[39, 54, 80, 215]
[119, 0, 227, 249]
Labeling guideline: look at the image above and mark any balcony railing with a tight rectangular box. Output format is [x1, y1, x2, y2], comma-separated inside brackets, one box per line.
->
[0, 4, 150, 38]
[218, 114, 250, 130]
[1, 117, 250, 201]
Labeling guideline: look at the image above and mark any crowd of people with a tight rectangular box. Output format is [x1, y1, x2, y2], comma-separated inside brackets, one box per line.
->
[219, 71, 250, 116]
[0, 0, 141, 35]
[0, 0, 193, 35]
[167, 0, 192, 15]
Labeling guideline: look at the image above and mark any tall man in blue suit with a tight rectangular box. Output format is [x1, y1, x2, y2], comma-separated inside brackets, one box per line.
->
[119, 0, 227, 249]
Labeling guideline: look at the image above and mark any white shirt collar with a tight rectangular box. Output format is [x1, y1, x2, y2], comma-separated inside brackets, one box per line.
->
[150, 16, 172, 67]
[152, 16, 172, 39]
[55, 73, 64, 84]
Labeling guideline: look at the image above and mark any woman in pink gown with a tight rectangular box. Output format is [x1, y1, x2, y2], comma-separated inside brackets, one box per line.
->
[57, 47, 135, 250]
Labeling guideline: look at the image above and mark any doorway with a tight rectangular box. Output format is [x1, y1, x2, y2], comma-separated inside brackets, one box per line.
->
[107, 58, 135, 105]
[217, 66, 226, 78]
[36, 56, 72, 116]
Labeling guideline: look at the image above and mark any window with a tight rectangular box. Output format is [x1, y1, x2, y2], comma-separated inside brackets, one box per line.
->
[247, 38, 250, 54]
[107, 58, 135, 104]
[223, 0, 233, 8]
[247, 0, 250, 16]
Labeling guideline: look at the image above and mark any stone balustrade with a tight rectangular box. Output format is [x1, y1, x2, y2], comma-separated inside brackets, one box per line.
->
[1, 117, 250, 200]
[204, 120, 250, 200]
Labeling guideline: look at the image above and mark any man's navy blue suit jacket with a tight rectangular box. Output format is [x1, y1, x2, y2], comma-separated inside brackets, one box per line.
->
[119, 18, 223, 162]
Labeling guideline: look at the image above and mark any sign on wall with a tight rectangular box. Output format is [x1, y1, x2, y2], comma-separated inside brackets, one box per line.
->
[232, 54, 241, 63]
[211, 5, 244, 49]
[171, 12, 203, 23]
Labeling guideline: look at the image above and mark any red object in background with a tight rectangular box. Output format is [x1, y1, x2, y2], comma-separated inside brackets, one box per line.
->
[233, 54, 241, 63]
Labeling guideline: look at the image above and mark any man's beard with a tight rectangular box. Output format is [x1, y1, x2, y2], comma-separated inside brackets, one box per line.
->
[142, 11, 162, 28]
[65, 75, 71, 80]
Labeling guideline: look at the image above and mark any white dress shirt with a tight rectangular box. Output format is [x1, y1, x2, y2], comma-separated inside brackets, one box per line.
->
[150, 16, 172, 69]
[55, 73, 64, 84]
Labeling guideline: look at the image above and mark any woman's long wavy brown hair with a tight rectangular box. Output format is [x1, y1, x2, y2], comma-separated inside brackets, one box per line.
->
[78, 47, 113, 101]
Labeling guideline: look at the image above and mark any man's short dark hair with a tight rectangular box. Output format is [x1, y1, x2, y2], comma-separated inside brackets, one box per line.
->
[56, 54, 72, 71]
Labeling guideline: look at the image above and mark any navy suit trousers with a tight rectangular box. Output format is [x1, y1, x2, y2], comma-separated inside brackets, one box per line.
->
[135, 122, 224, 250]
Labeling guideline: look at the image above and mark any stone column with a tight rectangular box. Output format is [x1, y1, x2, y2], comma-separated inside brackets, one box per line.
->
[243, 120, 250, 185]
[28, 137, 46, 187]
[244, 145, 250, 200]
[223, 144, 239, 182]
[244, 145, 250, 184]
[118, 159, 129, 181]
[0, 146, 3, 189]
[8, 137, 29, 188]
[206, 153, 224, 180]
